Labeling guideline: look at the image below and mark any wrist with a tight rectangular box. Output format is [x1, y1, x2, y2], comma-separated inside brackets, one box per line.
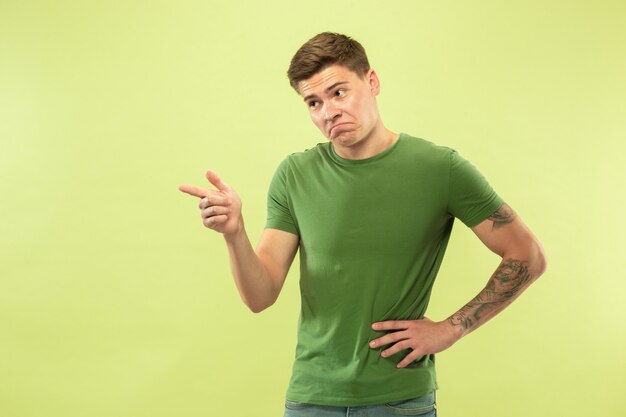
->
[444, 315, 466, 343]
[223, 220, 246, 244]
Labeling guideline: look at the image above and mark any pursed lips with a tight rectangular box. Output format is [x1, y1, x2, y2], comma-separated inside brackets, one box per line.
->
[329, 122, 352, 135]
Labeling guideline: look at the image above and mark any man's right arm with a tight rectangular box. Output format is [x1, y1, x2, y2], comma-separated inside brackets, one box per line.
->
[224, 227, 298, 312]
[179, 170, 299, 313]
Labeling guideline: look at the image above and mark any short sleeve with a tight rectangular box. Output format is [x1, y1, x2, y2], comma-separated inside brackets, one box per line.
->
[265, 157, 299, 235]
[447, 149, 504, 227]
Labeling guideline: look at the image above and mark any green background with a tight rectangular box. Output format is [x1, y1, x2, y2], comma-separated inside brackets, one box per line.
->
[1, 1, 624, 416]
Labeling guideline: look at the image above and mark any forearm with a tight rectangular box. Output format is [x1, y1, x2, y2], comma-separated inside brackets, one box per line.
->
[370, 206, 547, 364]
[223, 226, 278, 313]
[447, 252, 545, 340]
[180, 172, 289, 313]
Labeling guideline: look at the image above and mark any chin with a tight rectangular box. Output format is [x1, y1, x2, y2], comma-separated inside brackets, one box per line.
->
[330, 131, 358, 144]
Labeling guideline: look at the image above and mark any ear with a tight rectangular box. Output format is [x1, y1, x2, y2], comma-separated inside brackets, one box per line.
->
[366, 69, 381, 96]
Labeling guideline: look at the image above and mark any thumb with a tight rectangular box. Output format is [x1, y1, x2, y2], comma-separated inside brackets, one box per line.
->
[205, 170, 231, 191]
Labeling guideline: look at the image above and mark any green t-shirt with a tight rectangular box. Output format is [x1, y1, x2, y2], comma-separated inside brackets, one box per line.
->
[266, 133, 503, 406]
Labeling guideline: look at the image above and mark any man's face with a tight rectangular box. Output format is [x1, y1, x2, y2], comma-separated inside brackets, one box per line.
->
[297, 64, 381, 150]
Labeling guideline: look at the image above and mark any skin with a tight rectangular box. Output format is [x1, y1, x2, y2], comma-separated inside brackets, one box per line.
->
[368, 203, 547, 368]
[297, 65, 398, 160]
[179, 64, 547, 367]
[179, 172, 298, 313]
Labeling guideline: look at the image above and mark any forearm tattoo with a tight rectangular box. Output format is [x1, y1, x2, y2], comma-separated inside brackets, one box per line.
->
[489, 203, 516, 230]
[448, 259, 533, 331]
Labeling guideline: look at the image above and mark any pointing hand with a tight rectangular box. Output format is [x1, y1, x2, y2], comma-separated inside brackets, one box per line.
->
[179, 171, 243, 236]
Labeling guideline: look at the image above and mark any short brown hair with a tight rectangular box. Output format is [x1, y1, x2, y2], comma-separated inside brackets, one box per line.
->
[287, 32, 370, 92]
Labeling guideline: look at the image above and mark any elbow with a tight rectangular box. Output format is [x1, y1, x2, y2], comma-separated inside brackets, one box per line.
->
[244, 297, 277, 314]
[528, 239, 548, 279]
[247, 303, 270, 314]
[238, 272, 282, 313]
[505, 238, 547, 280]
[535, 252, 547, 279]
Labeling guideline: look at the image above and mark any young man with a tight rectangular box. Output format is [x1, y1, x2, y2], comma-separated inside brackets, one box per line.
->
[180, 32, 546, 416]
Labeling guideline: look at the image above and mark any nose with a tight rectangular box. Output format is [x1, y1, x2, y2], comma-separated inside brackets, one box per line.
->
[322, 101, 341, 121]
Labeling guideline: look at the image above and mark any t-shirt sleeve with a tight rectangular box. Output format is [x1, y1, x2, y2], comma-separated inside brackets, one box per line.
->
[447, 149, 504, 227]
[265, 157, 300, 235]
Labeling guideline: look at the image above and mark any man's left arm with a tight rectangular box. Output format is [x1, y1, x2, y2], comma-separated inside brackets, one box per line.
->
[369, 203, 548, 368]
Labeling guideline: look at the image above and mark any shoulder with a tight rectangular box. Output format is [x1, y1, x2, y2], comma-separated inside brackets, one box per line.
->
[400, 133, 453, 153]
[397, 133, 455, 167]
[278, 142, 330, 171]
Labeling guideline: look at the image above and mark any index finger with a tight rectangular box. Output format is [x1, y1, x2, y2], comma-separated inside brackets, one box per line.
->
[178, 184, 207, 198]
[372, 320, 411, 331]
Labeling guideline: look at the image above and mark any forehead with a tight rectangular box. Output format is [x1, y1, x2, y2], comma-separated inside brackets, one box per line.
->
[297, 65, 362, 96]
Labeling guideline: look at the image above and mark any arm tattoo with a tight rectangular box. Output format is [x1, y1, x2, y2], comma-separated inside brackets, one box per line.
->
[489, 203, 516, 230]
[448, 259, 533, 331]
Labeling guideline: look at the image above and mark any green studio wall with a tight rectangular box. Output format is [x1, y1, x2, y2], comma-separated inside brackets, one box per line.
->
[1, 1, 624, 416]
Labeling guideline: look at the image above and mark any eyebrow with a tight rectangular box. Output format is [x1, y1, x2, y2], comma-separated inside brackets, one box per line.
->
[303, 81, 349, 102]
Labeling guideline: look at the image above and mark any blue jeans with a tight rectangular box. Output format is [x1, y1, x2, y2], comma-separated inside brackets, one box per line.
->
[283, 391, 436, 417]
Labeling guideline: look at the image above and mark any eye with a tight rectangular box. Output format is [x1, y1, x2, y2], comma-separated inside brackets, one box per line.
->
[308, 100, 320, 109]
[335, 89, 346, 97]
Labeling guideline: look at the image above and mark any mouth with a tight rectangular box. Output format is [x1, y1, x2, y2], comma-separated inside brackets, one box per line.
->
[329, 123, 352, 136]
